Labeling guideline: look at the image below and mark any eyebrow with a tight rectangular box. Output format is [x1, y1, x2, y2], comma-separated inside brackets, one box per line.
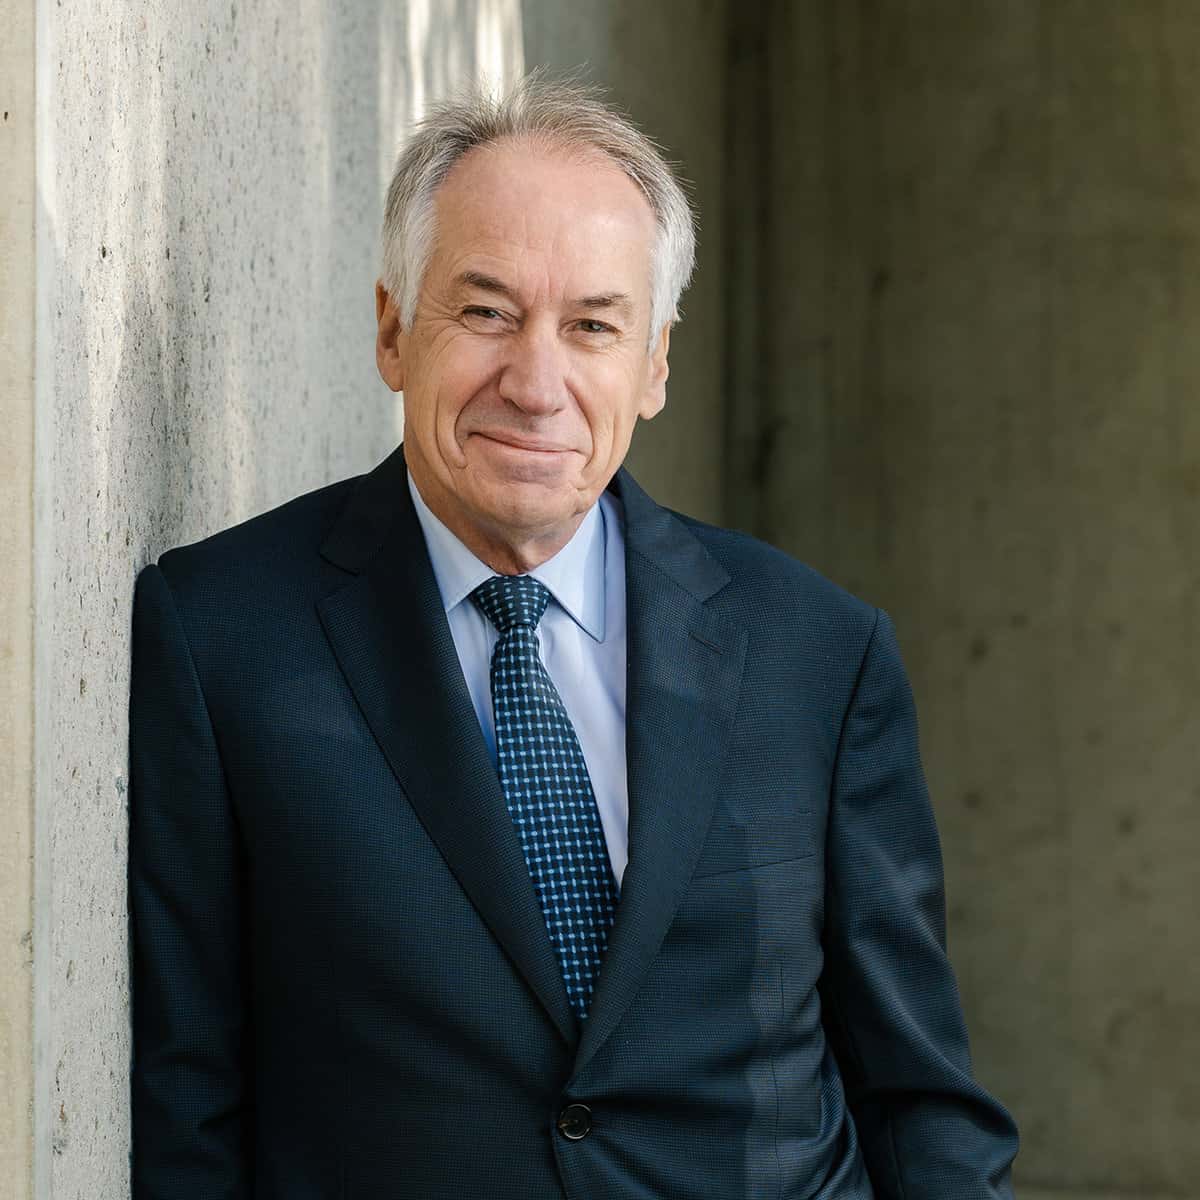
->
[456, 271, 635, 321]
[577, 292, 636, 319]
[457, 271, 521, 304]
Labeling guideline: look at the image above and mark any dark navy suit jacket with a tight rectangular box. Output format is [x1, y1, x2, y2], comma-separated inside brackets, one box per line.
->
[129, 443, 1018, 1198]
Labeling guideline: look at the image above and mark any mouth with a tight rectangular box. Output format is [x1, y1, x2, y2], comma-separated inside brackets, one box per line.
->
[472, 432, 576, 455]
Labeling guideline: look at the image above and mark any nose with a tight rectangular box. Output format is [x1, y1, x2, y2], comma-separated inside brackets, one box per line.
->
[496, 321, 569, 416]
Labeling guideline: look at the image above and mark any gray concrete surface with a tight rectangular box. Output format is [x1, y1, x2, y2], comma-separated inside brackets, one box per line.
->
[1, 4, 36, 1198]
[741, 2, 1200, 1196]
[524, 0, 730, 522]
[30, 1, 524, 1194]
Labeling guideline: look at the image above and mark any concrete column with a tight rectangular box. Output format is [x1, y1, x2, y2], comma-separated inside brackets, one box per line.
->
[751, 2, 1200, 1195]
[1, 3, 36, 1197]
[28, 2, 524, 1194]
[523, 1, 731, 524]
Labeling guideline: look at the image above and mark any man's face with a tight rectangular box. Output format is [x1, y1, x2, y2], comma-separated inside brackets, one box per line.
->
[376, 139, 670, 557]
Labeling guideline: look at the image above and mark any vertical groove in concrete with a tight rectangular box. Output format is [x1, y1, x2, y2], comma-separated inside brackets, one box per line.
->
[720, 0, 769, 533]
[0, 3, 36, 1198]
[524, 1, 730, 525]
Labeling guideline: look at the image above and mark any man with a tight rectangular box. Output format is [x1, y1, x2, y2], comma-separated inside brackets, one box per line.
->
[129, 76, 1018, 1198]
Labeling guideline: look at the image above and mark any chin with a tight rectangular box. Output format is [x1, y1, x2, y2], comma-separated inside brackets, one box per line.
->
[474, 479, 581, 534]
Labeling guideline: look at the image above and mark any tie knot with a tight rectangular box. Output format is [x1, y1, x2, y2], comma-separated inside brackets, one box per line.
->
[471, 574, 551, 634]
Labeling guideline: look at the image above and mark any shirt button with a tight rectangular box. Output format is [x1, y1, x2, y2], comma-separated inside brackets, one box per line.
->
[557, 1103, 592, 1141]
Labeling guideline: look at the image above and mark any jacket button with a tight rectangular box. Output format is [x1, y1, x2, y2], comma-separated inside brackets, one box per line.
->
[557, 1103, 592, 1141]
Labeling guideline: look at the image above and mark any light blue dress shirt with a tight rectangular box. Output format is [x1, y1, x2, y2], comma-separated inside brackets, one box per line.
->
[406, 472, 630, 886]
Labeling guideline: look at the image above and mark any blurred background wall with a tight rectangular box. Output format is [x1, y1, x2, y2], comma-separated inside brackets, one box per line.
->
[724, 6, 1199, 1197]
[2, 1, 1195, 1197]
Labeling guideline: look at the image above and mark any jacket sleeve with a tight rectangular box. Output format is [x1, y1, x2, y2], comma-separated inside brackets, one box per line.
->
[128, 562, 253, 1199]
[819, 608, 1019, 1199]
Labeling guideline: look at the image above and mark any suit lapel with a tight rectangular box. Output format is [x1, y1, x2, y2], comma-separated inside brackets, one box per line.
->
[315, 446, 577, 1046]
[573, 470, 748, 1079]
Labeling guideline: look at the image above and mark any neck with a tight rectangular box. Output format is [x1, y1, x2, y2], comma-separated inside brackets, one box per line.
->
[448, 514, 586, 576]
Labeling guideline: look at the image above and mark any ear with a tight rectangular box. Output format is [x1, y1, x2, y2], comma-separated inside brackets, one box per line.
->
[637, 322, 672, 420]
[375, 281, 407, 393]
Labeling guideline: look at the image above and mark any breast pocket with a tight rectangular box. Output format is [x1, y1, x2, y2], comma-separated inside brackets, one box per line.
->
[691, 809, 816, 879]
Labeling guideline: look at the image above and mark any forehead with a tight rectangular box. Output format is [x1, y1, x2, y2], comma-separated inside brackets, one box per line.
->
[429, 139, 657, 297]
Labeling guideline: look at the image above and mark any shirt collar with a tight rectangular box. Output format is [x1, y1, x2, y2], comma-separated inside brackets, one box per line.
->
[406, 470, 607, 643]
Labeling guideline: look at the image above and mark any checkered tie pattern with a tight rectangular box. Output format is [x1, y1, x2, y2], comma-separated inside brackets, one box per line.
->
[471, 574, 618, 1020]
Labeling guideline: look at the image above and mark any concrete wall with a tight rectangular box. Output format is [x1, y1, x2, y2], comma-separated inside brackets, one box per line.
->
[1, 4, 36, 1197]
[30, 2, 524, 1194]
[744, 3, 1200, 1196]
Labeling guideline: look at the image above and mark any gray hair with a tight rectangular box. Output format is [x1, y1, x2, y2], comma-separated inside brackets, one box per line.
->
[380, 73, 696, 349]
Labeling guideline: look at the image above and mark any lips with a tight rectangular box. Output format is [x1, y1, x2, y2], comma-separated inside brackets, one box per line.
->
[474, 432, 575, 454]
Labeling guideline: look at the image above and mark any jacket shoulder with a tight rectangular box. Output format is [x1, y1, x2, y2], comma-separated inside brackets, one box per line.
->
[673, 510, 878, 631]
[148, 471, 363, 603]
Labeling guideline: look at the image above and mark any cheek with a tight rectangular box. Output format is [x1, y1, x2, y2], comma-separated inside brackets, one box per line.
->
[408, 336, 492, 424]
[574, 363, 647, 446]
[414, 352, 494, 431]
[588, 401, 645, 468]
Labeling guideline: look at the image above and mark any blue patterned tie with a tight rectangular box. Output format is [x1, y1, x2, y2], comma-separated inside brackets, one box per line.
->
[471, 574, 618, 1020]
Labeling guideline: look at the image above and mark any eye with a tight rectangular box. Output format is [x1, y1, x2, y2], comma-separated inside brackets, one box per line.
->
[575, 318, 616, 336]
[461, 306, 510, 332]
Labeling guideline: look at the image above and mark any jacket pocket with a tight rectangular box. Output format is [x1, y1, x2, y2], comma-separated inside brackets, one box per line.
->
[691, 810, 815, 879]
